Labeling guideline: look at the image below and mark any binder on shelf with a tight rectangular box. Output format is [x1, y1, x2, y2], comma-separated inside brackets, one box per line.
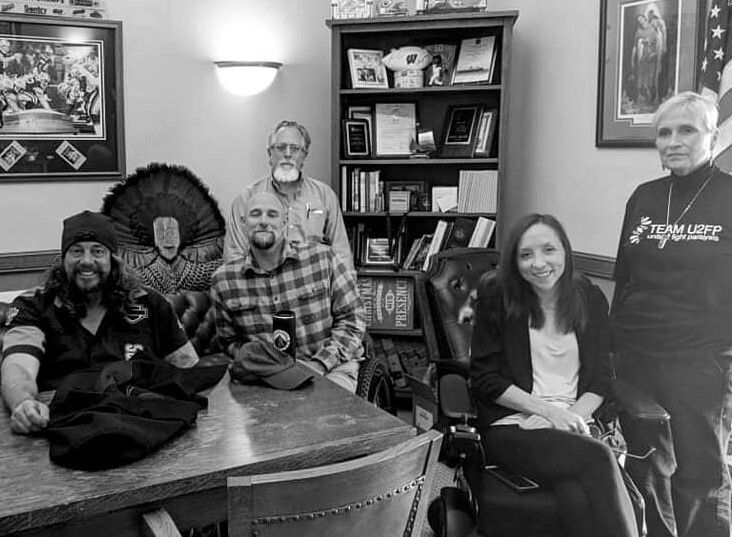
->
[422, 220, 451, 271]
[468, 217, 496, 247]
[443, 217, 477, 249]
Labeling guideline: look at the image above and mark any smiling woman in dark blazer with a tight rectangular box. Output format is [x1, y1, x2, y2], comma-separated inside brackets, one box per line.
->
[470, 213, 638, 537]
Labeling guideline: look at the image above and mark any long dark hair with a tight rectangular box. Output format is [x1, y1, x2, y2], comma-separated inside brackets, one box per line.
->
[44, 254, 143, 318]
[498, 213, 587, 333]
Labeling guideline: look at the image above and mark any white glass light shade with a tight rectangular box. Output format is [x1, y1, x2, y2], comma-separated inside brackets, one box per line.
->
[214, 61, 282, 96]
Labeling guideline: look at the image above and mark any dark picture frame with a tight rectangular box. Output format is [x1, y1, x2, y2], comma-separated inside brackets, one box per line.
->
[473, 108, 497, 157]
[0, 14, 124, 182]
[439, 104, 480, 157]
[342, 118, 370, 157]
[596, 0, 703, 147]
[364, 237, 395, 266]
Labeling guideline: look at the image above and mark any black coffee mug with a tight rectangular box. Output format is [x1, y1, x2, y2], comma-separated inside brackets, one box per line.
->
[272, 310, 296, 357]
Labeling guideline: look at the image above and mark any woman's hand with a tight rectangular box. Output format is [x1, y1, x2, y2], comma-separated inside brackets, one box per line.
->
[541, 406, 590, 435]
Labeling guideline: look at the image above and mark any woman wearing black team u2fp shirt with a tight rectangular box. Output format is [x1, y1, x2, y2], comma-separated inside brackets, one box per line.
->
[612, 91, 732, 537]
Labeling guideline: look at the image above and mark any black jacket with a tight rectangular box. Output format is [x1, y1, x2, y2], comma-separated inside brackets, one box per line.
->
[469, 274, 611, 429]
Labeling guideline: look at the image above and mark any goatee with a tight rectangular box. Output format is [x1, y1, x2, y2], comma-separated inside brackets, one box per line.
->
[273, 166, 299, 183]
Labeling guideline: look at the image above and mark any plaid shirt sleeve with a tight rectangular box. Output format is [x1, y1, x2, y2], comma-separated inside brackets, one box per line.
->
[209, 268, 245, 358]
[312, 251, 366, 370]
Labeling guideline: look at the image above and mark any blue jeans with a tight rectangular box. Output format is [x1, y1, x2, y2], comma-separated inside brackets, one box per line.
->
[619, 354, 732, 537]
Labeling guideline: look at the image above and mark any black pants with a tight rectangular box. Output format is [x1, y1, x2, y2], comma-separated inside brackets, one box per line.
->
[482, 425, 638, 537]
[619, 354, 732, 537]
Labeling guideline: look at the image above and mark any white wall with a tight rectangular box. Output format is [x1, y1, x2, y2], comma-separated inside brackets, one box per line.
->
[0, 0, 333, 253]
[491, 0, 663, 256]
[0, 0, 669, 258]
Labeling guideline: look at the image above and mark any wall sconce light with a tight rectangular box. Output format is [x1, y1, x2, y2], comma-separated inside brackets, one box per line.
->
[214, 61, 282, 96]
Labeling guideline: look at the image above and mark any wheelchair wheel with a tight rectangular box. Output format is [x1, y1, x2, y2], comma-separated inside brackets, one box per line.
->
[428, 497, 445, 535]
[429, 487, 476, 537]
[356, 353, 397, 415]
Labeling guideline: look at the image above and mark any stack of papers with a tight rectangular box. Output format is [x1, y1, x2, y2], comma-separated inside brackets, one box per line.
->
[458, 170, 497, 213]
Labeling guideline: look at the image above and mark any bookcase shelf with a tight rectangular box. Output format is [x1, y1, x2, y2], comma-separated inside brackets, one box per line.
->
[339, 158, 498, 165]
[328, 11, 516, 346]
[343, 211, 497, 219]
[339, 84, 501, 95]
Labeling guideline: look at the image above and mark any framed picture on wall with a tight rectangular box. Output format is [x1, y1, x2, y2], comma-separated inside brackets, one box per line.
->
[0, 15, 125, 182]
[596, 0, 703, 147]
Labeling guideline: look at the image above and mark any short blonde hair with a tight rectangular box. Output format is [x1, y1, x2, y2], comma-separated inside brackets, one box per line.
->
[652, 91, 718, 133]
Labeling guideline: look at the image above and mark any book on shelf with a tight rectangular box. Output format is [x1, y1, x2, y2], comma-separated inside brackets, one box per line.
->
[401, 236, 425, 270]
[458, 169, 498, 213]
[357, 275, 415, 330]
[379, 337, 408, 389]
[468, 216, 496, 247]
[408, 234, 433, 271]
[342, 168, 383, 212]
[422, 220, 451, 271]
[443, 217, 477, 249]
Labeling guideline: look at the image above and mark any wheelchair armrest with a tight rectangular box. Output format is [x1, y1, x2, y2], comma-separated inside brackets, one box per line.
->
[439, 373, 477, 421]
[613, 378, 670, 423]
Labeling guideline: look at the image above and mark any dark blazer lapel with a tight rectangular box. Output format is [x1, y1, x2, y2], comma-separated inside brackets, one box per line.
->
[506, 314, 532, 392]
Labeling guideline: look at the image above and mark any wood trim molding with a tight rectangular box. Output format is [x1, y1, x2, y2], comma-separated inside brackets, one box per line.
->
[0, 250, 617, 281]
[573, 251, 615, 280]
[0, 250, 59, 274]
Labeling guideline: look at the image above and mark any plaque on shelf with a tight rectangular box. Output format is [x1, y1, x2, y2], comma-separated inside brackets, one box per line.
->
[439, 104, 481, 158]
[342, 119, 371, 158]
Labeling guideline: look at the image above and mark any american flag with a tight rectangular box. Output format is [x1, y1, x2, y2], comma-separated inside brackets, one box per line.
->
[700, 1, 732, 170]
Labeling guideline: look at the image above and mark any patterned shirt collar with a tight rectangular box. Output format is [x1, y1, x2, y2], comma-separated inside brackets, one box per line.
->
[240, 242, 299, 275]
[268, 173, 304, 200]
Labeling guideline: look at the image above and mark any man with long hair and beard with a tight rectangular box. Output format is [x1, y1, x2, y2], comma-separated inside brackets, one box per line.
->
[1, 211, 199, 435]
[223, 120, 353, 272]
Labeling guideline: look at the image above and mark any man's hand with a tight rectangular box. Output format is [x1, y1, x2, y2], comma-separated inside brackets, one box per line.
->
[10, 399, 49, 434]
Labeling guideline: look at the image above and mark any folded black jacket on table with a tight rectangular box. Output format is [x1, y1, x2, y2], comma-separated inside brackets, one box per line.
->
[45, 355, 228, 471]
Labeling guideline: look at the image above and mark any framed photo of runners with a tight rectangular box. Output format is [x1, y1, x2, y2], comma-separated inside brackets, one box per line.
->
[596, 0, 703, 147]
[0, 15, 124, 182]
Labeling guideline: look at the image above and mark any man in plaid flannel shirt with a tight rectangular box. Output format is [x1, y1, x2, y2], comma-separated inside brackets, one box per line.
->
[210, 191, 365, 392]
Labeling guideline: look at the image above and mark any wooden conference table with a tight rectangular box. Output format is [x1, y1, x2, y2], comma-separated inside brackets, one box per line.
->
[0, 373, 415, 536]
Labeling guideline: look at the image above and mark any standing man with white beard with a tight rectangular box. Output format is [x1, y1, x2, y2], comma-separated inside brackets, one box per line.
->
[223, 120, 353, 271]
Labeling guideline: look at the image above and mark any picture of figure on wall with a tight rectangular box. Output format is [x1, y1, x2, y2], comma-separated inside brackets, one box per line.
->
[0, 36, 104, 138]
[618, 0, 678, 125]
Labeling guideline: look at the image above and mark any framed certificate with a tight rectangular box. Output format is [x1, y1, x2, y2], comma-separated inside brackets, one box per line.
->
[439, 104, 480, 158]
[452, 36, 497, 85]
[374, 102, 417, 157]
[473, 108, 497, 157]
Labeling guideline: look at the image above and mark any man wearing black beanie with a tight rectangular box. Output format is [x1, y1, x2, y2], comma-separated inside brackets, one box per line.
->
[1, 210, 199, 435]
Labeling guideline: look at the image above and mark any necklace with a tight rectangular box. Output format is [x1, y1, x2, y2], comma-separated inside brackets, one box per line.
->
[658, 172, 713, 249]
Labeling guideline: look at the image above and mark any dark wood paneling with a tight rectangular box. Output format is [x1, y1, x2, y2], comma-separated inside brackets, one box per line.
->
[0, 250, 58, 273]
[573, 251, 615, 280]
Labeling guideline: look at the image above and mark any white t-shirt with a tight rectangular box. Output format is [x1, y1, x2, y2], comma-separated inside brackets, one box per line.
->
[492, 321, 579, 428]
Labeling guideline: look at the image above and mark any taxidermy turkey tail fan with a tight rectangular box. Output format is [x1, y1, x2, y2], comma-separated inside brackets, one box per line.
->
[101, 163, 226, 293]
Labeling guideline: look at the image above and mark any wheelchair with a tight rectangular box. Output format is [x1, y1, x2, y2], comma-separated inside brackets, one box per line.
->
[412, 247, 670, 537]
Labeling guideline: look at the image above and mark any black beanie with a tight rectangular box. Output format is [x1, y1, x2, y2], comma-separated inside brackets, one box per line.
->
[61, 211, 117, 255]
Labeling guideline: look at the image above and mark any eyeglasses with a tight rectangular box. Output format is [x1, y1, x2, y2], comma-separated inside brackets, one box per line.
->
[271, 143, 306, 156]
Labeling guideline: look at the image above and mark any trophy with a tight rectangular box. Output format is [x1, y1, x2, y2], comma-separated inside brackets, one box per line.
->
[381, 46, 432, 89]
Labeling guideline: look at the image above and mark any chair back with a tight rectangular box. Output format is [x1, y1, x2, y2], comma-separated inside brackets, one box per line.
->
[227, 429, 442, 537]
[417, 247, 499, 372]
